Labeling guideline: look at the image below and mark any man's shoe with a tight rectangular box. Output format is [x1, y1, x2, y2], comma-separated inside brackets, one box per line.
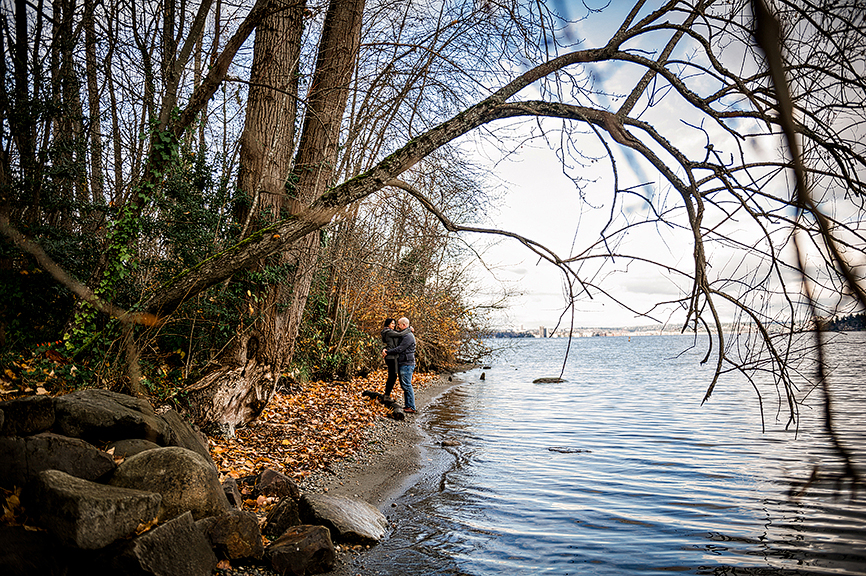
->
[403, 407, 416, 414]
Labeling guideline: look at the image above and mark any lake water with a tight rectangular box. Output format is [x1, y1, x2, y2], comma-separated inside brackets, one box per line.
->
[355, 334, 866, 575]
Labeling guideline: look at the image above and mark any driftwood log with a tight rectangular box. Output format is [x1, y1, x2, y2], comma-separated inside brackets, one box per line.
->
[361, 391, 405, 421]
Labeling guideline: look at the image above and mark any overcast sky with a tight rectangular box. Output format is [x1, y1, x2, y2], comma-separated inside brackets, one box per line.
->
[464, 3, 696, 330]
[469, 145, 690, 330]
[458, 2, 812, 331]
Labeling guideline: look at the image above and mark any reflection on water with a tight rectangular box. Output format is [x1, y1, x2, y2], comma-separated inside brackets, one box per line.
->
[355, 334, 866, 575]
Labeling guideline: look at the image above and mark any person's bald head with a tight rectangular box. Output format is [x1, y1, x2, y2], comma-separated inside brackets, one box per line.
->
[398, 317, 410, 330]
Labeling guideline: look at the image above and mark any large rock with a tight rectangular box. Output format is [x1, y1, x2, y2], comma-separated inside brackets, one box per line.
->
[0, 525, 69, 576]
[0, 395, 55, 436]
[31, 469, 161, 550]
[108, 446, 230, 522]
[1, 432, 116, 489]
[18, 432, 115, 485]
[299, 494, 387, 545]
[158, 409, 215, 468]
[54, 389, 170, 445]
[115, 511, 217, 576]
[266, 525, 336, 576]
[107, 438, 161, 459]
[196, 509, 264, 560]
[254, 467, 300, 500]
[262, 497, 301, 538]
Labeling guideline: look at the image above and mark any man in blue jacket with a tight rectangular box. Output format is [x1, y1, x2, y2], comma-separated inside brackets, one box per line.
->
[382, 316, 417, 413]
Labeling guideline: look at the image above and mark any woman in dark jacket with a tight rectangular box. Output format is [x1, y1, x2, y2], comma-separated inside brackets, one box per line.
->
[381, 318, 410, 398]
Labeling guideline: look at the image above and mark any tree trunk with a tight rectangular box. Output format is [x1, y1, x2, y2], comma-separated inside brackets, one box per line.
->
[52, 0, 85, 231]
[83, 0, 104, 223]
[11, 0, 40, 225]
[183, 327, 273, 436]
[185, 0, 306, 430]
[279, 0, 366, 364]
[185, 0, 366, 431]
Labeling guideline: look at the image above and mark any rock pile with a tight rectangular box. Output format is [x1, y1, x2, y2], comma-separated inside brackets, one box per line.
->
[1, 389, 388, 576]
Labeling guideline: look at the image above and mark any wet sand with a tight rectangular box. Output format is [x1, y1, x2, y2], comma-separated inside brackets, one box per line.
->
[300, 372, 463, 575]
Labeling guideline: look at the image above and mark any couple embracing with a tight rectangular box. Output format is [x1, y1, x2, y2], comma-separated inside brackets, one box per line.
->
[381, 317, 417, 414]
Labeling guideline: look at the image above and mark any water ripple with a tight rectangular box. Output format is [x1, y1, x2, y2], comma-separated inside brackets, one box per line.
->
[361, 334, 866, 575]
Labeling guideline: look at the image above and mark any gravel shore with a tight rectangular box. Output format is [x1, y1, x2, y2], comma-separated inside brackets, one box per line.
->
[217, 372, 461, 576]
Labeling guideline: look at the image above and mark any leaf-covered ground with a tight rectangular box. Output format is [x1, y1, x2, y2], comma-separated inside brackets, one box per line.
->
[208, 370, 439, 483]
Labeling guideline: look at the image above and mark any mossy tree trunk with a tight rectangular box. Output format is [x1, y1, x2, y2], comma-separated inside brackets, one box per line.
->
[186, 0, 367, 432]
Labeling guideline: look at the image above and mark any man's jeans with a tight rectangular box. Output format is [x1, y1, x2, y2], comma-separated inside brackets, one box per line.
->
[398, 364, 416, 410]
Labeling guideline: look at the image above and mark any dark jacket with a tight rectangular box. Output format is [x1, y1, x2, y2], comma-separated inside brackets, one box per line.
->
[381, 327, 411, 360]
[386, 331, 416, 367]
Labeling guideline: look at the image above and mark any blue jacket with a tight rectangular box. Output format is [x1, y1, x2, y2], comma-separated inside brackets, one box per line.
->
[386, 331, 416, 366]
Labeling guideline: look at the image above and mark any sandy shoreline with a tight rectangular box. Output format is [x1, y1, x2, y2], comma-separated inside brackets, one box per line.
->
[296, 371, 463, 575]
[215, 370, 465, 575]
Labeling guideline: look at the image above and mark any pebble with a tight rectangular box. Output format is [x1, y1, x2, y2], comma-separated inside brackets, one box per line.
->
[297, 416, 410, 494]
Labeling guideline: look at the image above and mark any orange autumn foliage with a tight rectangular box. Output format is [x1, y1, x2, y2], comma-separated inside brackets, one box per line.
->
[208, 369, 439, 483]
[347, 277, 467, 371]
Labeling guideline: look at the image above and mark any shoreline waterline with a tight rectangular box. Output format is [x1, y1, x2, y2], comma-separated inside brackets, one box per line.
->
[296, 370, 468, 576]
[321, 335, 866, 576]
[300, 369, 465, 506]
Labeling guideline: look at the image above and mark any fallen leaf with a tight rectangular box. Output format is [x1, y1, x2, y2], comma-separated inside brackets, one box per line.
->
[135, 517, 158, 535]
[207, 369, 437, 482]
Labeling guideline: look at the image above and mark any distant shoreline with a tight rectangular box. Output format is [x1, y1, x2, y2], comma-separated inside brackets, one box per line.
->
[484, 324, 866, 338]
